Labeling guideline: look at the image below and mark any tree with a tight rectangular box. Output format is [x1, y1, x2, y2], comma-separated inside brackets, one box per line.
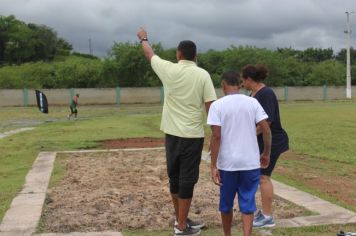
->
[102, 42, 165, 87]
[335, 47, 356, 64]
[28, 24, 57, 61]
[297, 48, 334, 62]
[0, 15, 72, 65]
[305, 60, 345, 85]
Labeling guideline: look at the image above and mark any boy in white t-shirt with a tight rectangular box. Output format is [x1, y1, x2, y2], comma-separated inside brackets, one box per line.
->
[207, 71, 272, 236]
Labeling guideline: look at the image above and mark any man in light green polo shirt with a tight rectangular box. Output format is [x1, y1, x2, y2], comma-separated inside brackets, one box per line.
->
[137, 27, 217, 236]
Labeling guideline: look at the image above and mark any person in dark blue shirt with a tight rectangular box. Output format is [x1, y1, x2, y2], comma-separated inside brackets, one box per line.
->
[241, 64, 289, 228]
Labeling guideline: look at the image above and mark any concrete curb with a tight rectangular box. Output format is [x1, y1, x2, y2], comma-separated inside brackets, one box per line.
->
[0, 152, 56, 236]
[273, 180, 356, 228]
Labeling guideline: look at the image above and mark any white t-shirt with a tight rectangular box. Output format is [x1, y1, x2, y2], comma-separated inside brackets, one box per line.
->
[207, 94, 268, 171]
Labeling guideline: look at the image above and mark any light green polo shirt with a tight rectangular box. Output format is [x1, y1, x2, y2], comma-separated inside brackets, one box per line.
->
[151, 55, 217, 138]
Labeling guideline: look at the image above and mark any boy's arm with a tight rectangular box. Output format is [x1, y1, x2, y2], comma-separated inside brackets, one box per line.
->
[210, 125, 222, 186]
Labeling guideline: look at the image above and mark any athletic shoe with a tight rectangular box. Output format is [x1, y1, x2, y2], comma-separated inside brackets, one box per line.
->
[253, 214, 275, 228]
[174, 218, 205, 229]
[254, 209, 262, 220]
[174, 226, 201, 236]
[337, 231, 356, 236]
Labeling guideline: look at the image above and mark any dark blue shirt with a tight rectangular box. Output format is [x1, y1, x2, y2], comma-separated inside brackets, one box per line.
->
[253, 87, 289, 155]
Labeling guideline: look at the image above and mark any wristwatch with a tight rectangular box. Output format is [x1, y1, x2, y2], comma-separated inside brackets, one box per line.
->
[140, 37, 148, 43]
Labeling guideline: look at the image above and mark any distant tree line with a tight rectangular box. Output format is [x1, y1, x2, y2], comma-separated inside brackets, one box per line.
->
[0, 15, 73, 65]
[0, 15, 356, 89]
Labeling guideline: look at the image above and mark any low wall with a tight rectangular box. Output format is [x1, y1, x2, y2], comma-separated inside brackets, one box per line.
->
[0, 86, 355, 107]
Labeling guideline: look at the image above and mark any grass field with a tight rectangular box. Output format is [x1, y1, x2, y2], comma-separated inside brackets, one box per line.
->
[0, 101, 355, 235]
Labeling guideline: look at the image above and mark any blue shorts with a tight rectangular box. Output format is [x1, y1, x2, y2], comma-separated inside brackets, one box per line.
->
[219, 169, 260, 214]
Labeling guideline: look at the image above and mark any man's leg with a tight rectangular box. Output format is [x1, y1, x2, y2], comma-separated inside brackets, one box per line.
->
[171, 193, 179, 220]
[177, 197, 192, 230]
[260, 175, 273, 216]
[176, 137, 204, 230]
[241, 213, 253, 236]
[221, 211, 233, 236]
[165, 134, 182, 227]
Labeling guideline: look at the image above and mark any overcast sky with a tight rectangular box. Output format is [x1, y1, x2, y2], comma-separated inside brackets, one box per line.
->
[1, 0, 355, 57]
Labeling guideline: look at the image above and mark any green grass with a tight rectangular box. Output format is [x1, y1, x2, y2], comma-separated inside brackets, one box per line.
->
[122, 224, 356, 236]
[1, 101, 356, 235]
[281, 101, 356, 164]
[47, 153, 68, 189]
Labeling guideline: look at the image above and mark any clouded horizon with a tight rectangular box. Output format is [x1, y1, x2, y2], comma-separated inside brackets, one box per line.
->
[1, 0, 355, 57]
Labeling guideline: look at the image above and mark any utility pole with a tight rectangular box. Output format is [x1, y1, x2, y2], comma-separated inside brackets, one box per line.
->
[345, 11, 353, 99]
[89, 38, 93, 55]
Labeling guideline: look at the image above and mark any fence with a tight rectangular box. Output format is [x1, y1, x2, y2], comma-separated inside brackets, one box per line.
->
[0, 86, 355, 107]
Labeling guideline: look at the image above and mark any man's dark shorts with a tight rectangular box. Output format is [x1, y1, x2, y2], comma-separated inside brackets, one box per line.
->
[165, 134, 204, 199]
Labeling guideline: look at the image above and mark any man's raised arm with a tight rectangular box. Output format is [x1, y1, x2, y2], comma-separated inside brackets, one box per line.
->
[137, 27, 155, 61]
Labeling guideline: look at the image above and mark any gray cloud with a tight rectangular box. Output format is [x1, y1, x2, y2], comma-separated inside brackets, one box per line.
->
[1, 0, 355, 56]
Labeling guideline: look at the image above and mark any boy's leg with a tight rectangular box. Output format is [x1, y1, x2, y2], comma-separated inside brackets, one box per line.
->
[241, 213, 253, 236]
[219, 170, 237, 236]
[221, 211, 233, 236]
[237, 169, 260, 236]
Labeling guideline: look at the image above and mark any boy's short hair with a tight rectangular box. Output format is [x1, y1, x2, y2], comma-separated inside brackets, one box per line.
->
[221, 71, 240, 86]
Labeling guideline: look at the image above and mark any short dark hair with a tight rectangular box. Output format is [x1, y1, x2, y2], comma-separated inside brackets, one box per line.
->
[241, 64, 268, 82]
[177, 40, 196, 60]
[221, 71, 240, 86]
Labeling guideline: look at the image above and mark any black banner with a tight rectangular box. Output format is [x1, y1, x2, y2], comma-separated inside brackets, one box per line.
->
[35, 90, 49, 114]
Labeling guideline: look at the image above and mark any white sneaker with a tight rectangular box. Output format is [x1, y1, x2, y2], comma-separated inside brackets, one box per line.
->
[174, 218, 205, 229]
[174, 226, 201, 236]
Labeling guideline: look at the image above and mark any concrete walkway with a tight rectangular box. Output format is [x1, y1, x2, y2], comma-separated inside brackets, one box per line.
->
[0, 148, 355, 236]
[0, 127, 35, 139]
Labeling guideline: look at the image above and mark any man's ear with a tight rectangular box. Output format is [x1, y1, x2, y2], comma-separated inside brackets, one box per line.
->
[176, 50, 182, 61]
[221, 80, 226, 91]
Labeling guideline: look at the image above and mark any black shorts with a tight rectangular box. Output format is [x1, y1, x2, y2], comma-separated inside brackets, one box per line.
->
[70, 106, 77, 114]
[165, 134, 204, 197]
[260, 151, 280, 176]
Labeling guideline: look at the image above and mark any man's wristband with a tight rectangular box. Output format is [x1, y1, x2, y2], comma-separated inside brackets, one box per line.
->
[140, 37, 148, 43]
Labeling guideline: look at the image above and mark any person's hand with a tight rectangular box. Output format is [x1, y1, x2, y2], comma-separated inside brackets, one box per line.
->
[260, 153, 270, 169]
[211, 166, 222, 186]
[137, 27, 148, 41]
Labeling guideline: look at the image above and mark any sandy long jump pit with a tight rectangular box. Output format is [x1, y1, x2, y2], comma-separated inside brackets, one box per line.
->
[39, 143, 310, 233]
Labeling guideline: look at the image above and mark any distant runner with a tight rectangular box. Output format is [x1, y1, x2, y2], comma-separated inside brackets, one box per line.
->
[68, 94, 79, 120]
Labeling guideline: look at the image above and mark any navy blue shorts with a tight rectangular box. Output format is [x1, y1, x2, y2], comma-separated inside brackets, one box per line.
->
[219, 169, 260, 214]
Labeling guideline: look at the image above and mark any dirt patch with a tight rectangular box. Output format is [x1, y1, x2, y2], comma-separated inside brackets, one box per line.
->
[102, 137, 165, 149]
[40, 149, 309, 233]
[275, 151, 356, 209]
